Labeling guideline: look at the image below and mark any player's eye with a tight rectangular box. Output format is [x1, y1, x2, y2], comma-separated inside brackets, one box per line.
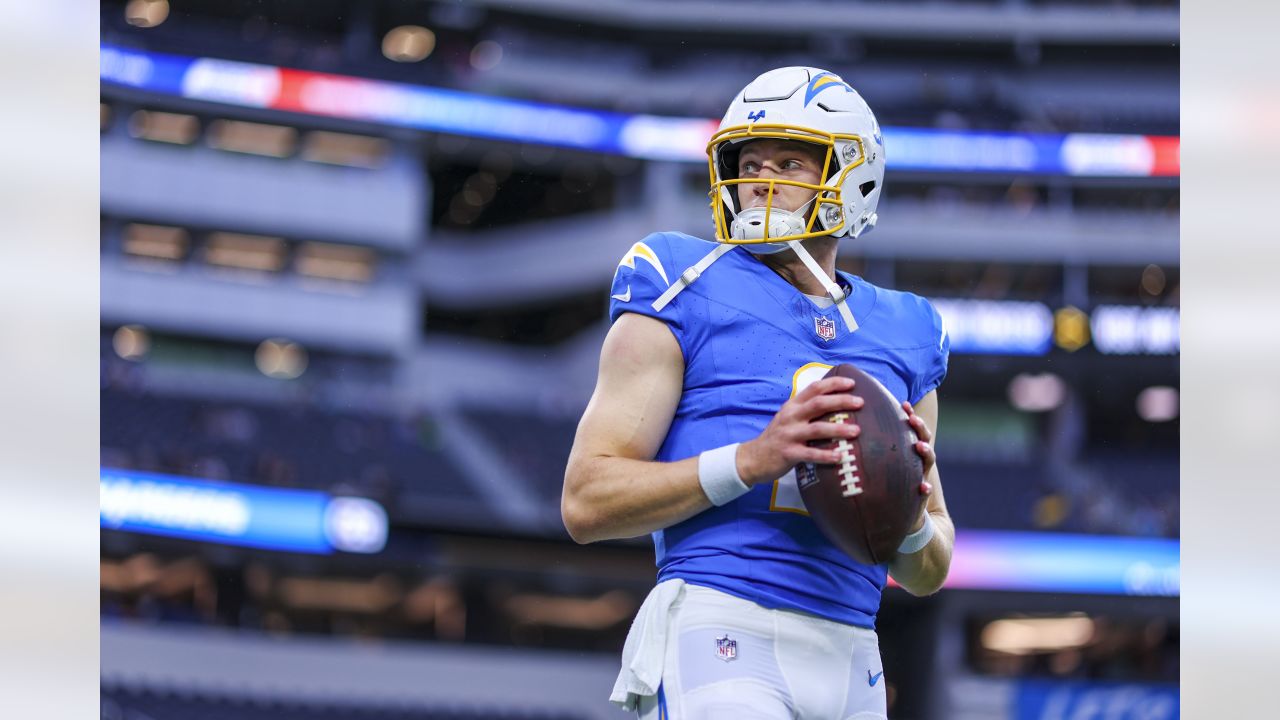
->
[740, 161, 760, 175]
[781, 159, 804, 170]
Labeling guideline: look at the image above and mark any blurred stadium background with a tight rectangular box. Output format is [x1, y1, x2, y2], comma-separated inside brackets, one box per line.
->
[98, 1, 1179, 718]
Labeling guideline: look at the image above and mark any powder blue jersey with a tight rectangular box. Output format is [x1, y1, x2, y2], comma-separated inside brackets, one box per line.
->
[608, 231, 949, 628]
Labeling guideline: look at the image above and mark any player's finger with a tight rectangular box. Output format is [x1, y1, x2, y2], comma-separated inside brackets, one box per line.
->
[799, 392, 864, 419]
[919, 481, 932, 496]
[796, 421, 860, 442]
[902, 400, 914, 416]
[914, 441, 934, 464]
[795, 376, 854, 402]
[798, 446, 847, 465]
[907, 414, 933, 442]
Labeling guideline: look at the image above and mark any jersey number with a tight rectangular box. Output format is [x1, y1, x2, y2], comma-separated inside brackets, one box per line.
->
[769, 362, 833, 515]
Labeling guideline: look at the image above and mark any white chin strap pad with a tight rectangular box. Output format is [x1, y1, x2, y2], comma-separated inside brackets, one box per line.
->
[786, 240, 858, 333]
[730, 206, 805, 255]
[731, 207, 806, 242]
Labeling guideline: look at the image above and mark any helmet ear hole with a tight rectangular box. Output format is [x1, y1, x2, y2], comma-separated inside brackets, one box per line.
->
[859, 180, 877, 197]
[718, 144, 742, 181]
[715, 143, 745, 214]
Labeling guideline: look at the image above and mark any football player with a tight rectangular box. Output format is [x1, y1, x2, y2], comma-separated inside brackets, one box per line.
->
[563, 67, 954, 719]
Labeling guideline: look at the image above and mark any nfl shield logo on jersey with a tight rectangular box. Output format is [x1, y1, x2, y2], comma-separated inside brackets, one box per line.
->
[715, 634, 738, 662]
[814, 315, 836, 341]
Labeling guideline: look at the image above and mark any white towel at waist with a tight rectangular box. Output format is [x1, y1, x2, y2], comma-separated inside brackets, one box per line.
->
[609, 578, 686, 711]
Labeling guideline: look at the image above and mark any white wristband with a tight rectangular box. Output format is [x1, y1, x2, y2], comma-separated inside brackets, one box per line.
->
[698, 443, 750, 506]
[897, 513, 936, 555]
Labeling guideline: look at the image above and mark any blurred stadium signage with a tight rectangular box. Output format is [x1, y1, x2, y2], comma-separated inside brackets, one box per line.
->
[955, 678, 1179, 719]
[1091, 305, 1180, 355]
[931, 299, 1054, 356]
[945, 530, 1179, 597]
[101, 43, 1179, 177]
[924, 300, 1179, 356]
[1052, 306, 1091, 352]
[100, 468, 388, 554]
[1014, 680, 1179, 719]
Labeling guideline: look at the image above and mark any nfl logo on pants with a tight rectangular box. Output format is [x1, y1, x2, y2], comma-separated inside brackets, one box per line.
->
[715, 634, 737, 662]
[814, 315, 836, 341]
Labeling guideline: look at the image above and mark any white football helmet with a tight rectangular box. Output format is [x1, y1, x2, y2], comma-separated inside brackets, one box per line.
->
[707, 66, 886, 253]
[652, 67, 884, 333]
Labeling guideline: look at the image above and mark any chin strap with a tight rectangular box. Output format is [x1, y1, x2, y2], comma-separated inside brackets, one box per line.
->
[786, 240, 858, 332]
[651, 243, 735, 312]
[651, 239, 858, 336]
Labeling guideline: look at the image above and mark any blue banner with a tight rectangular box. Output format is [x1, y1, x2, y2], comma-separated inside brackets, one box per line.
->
[101, 44, 192, 95]
[951, 530, 1179, 596]
[883, 127, 1065, 175]
[99, 42, 1178, 176]
[100, 468, 387, 554]
[1015, 680, 1179, 719]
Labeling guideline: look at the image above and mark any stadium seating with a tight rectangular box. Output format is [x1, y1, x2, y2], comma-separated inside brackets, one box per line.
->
[460, 408, 578, 508]
[99, 387, 493, 529]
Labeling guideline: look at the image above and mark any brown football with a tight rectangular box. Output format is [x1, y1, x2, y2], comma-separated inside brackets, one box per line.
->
[797, 363, 926, 566]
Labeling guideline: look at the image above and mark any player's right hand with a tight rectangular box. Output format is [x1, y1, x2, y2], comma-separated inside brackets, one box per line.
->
[736, 376, 864, 486]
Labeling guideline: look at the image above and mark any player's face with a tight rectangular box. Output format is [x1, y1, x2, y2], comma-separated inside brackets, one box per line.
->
[736, 140, 827, 214]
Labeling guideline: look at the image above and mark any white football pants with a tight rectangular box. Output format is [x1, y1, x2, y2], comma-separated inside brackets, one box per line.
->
[634, 584, 887, 720]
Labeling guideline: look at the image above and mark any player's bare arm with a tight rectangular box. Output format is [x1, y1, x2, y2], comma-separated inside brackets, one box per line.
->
[887, 390, 955, 596]
[562, 312, 863, 544]
[561, 312, 692, 543]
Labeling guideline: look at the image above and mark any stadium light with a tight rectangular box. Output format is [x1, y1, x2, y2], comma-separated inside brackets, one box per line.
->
[123, 223, 189, 262]
[1136, 386, 1178, 422]
[383, 25, 436, 63]
[204, 232, 287, 272]
[1008, 372, 1066, 412]
[255, 338, 308, 380]
[296, 242, 376, 283]
[99, 554, 163, 593]
[207, 119, 297, 158]
[112, 325, 151, 362]
[125, 0, 168, 28]
[301, 131, 389, 169]
[504, 590, 635, 631]
[981, 615, 1096, 655]
[129, 110, 200, 145]
[277, 575, 401, 613]
[1141, 264, 1167, 296]
[470, 40, 503, 70]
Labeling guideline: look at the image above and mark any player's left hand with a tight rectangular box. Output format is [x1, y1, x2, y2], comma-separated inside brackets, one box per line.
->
[902, 400, 934, 500]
